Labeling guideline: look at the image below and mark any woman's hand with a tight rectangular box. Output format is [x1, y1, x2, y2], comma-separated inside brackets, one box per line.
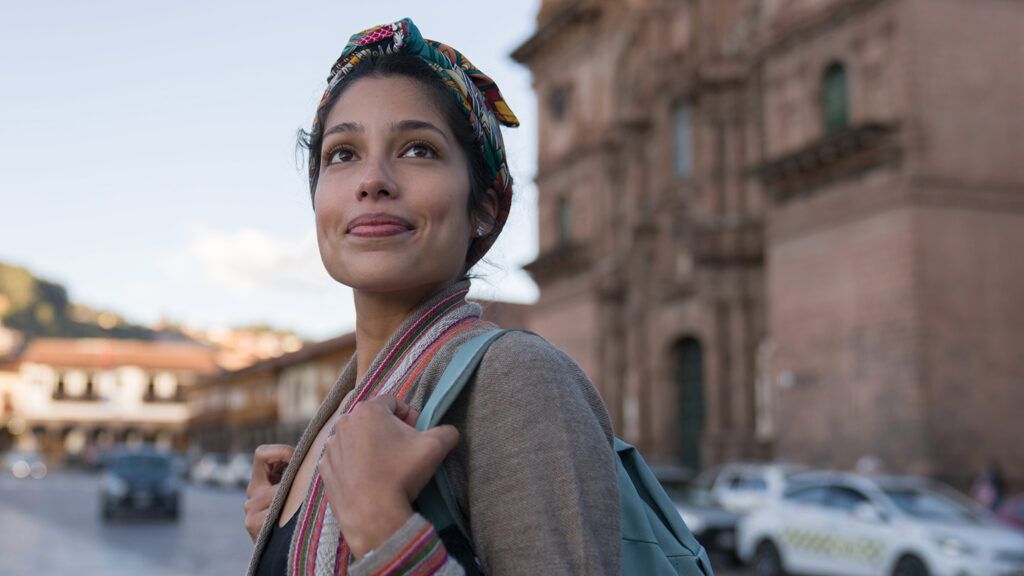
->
[243, 444, 295, 542]
[319, 396, 459, 559]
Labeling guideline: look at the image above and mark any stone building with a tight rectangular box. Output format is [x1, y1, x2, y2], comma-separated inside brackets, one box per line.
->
[0, 357, 21, 454]
[514, 0, 772, 472]
[760, 0, 1024, 488]
[7, 338, 218, 462]
[188, 333, 356, 454]
[513, 0, 1024, 487]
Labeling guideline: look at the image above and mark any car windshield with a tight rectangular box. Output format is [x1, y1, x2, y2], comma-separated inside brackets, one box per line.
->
[693, 468, 719, 489]
[671, 487, 719, 507]
[112, 455, 171, 478]
[883, 485, 984, 524]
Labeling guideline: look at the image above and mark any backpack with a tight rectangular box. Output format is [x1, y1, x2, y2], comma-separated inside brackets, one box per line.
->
[413, 329, 715, 575]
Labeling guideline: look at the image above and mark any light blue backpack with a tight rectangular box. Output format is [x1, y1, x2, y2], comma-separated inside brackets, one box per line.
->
[414, 329, 714, 575]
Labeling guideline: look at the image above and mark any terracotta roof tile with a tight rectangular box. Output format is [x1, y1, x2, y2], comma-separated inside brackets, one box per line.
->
[21, 338, 218, 373]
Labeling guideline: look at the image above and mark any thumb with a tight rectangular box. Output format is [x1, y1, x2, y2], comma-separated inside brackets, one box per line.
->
[251, 444, 295, 488]
[421, 425, 460, 460]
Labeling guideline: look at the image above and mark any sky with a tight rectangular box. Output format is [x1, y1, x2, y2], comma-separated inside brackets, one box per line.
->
[0, 1, 542, 340]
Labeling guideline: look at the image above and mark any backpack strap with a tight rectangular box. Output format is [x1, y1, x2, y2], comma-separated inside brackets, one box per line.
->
[413, 329, 516, 553]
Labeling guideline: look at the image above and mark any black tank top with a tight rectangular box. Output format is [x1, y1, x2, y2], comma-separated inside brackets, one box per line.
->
[255, 512, 297, 576]
[255, 512, 483, 574]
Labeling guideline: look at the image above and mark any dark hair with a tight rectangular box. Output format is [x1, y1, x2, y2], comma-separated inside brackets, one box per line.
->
[298, 53, 503, 272]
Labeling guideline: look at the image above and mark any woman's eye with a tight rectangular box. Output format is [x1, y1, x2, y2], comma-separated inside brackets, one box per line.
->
[402, 142, 438, 159]
[328, 147, 355, 164]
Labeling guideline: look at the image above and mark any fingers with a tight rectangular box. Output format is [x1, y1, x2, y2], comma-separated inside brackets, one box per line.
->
[268, 461, 288, 485]
[392, 398, 411, 422]
[254, 444, 295, 466]
[400, 406, 421, 428]
[243, 485, 275, 516]
[370, 395, 398, 414]
[245, 509, 266, 542]
[248, 444, 295, 495]
[421, 424, 460, 459]
[243, 485, 275, 542]
[357, 396, 420, 427]
[392, 399, 421, 427]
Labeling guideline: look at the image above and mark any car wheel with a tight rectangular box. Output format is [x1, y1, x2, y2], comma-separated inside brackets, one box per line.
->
[893, 555, 929, 576]
[101, 502, 114, 521]
[754, 540, 786, 576]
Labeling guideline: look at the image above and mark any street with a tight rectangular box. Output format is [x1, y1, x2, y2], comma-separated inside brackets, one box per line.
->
[0, 471, 254, 575]
[0, 471, 750, 575]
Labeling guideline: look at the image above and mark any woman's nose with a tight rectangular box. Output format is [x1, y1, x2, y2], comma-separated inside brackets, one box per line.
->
[356, 157, 398, 200]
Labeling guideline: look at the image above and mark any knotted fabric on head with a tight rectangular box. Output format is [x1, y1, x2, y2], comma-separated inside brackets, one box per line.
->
[312, 18, 520, 266]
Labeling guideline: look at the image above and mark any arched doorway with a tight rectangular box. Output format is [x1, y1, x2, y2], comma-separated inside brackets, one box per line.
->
[673, 337, 706, 471]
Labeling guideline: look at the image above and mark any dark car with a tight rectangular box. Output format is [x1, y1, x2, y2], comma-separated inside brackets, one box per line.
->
[100, 448, 181, 520]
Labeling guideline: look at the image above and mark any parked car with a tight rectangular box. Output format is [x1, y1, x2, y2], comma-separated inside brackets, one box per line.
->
[2, 450, 47, 479]
[997, 494, 1024, 531]
[100, 448, 181, 520]
[737, 471, 1024, 576]
[695, 463, 808, 515]
[214, 453, 253, 489]
[190, 452, 227, 485]
[670, 486, 741, 560]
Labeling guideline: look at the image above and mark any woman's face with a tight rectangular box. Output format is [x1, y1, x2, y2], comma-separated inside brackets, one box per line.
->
[314, 75, 475, 293]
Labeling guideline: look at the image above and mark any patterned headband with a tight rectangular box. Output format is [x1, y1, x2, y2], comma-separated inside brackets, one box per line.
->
[312, 18, 520, 265]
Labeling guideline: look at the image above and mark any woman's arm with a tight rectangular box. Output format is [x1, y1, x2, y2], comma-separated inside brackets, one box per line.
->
[451, 331, 621, 574]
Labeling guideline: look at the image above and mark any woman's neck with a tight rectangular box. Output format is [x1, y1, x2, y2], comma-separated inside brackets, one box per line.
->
[351, 281, 453, 382]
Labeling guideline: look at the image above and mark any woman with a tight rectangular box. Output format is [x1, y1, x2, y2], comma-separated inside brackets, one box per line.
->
[243, 18, 620, 575]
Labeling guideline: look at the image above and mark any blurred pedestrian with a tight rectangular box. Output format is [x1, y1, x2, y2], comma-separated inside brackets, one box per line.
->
[971, 459, 1007, 510]
[855, 454, 885, 475]
[241, 18, 620, 576]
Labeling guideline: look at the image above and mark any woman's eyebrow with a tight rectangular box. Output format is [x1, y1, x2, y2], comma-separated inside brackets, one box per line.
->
[322, 122, 362, 138]
[391, 120, 450, 144]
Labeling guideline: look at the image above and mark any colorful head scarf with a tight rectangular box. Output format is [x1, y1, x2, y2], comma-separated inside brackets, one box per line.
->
[312, 18, 520, 265]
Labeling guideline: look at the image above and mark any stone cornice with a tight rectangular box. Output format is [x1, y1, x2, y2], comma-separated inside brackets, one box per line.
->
[534, 133, 623, 184]
[511, 0, 602, 64]
[523, 242, 592, 286]
[755, 0, 892, 59]
[757, 122, 902, 203]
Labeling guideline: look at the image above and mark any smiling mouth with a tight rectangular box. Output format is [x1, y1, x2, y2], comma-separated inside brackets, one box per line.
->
[348, 223, 413, 238]
[346, 214, 415, 238]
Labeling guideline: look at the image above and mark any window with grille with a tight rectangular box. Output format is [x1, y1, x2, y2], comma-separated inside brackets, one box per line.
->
[674, 104, 694, 177]
[823, 62, 850, 134]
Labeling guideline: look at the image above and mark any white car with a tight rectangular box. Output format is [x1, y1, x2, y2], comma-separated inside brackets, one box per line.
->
[2, 450, 47, 479]
[696, 463, 808, 515]
[215, 453, 253, 488]
[190, 453, 227, 485]
[737, 471, 1024, 576]
[670, 486, 741, 558]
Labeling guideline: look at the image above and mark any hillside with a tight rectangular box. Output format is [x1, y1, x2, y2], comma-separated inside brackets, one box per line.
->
[0, 262, 164, 341]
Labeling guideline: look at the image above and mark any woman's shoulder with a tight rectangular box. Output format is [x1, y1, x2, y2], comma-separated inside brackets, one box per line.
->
[477, 329, 585, 380]
[479, 327, 577, 362]
[467, 328, 613, 438]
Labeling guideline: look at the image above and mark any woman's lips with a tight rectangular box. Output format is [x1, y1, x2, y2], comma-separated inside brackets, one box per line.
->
[346, 213, 414, 238]
[348, 223, 413, 237]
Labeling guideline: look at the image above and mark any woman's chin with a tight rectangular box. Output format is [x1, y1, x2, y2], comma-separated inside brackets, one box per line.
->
[327, 266, 431, 293]
[321, 249, 464, 293]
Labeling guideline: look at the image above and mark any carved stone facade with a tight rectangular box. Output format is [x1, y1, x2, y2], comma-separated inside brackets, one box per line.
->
[514, 0, 1024, 487]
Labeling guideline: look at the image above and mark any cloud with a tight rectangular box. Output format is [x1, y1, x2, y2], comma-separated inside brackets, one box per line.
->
[152, 220, 538, 338]
[164, 226, 333, 296]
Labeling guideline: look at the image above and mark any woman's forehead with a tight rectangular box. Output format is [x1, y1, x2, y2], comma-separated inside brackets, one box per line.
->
[324, 76, 447, 131]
